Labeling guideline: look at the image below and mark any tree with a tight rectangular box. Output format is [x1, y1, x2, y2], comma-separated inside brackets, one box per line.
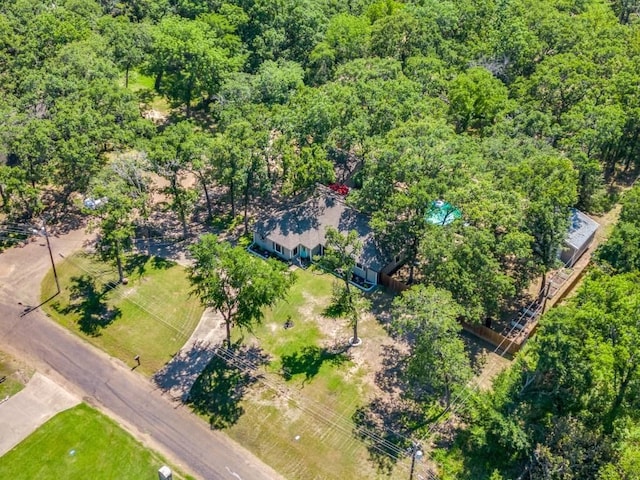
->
[212, 118, 270, 232]
[0, 165, 41, 218]
[508, 154, 577, 296]
[419, 223, 520, 323]
[147, 15, 244, 116]
[147, 122, 202, 238]
[596, 221, 640, 274]
[242, 0, 326, 67]
[323, 13, 371, 64]
[252, 59, 304, 105]
[448, 67, 510, 133]
[188, 234, 295, 348]
[596, 185, 640, 273]
[84, 165, 148, 283]
[281, 144, 335, 196]
[320, 226, 366, 344]
[99, 16, 150, 88]
[392, 285, 471, 408]
[371, 183, 429, 285]
[521, 53, 599, 122]
[321, 226, 361, 295]
[370, 8, 424, 63]
[532, 271, 640, 433]
[187, 133, 217, 222]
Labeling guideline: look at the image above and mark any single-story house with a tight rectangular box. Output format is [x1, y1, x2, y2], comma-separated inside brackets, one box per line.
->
[252, 188, 402, 286]
[560, 208, 599, 267]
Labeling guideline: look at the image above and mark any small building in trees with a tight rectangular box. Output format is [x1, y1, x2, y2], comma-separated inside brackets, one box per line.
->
[251, 187, 401, 287]
[560, 209, 599, 267]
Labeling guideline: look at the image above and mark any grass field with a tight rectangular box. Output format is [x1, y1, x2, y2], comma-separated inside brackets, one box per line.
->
[193, 267, 405, 479]
[41, 252, 203, 376]
[0, 403, 193, 480]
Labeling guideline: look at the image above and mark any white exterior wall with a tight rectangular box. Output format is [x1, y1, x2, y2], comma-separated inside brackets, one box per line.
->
[255, 232, 381, 285]
[253, 232, 270, 250]
[560, 231, 596, 267]
[366, 269, 378, 284]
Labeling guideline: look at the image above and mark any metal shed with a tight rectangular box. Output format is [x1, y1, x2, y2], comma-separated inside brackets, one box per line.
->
[560, 209, 599, 267]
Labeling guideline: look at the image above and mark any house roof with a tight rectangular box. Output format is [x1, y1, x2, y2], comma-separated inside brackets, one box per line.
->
[254, 188, 388, 271]
[565, 208, 599, 250]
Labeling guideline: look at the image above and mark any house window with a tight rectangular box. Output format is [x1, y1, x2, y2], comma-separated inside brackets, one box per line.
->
[293, 246, 298, 256]
[394, 254, 401, 263]
[273, 242, 282, 254]
[355, 262, 363, 270]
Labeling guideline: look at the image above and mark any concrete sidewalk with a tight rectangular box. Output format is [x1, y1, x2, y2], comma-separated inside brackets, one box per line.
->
[0, 373, 80, 456]
[153, 308, 227, 402]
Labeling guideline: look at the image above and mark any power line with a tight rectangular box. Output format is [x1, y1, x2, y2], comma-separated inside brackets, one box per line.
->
[213, 346, 411, 459]
[63, 255, 193, 339]
[37, 233, 560, 479]
[62, 253, 430, 475]
[212, 347, 441, 480]
[418, 256, 578, 449]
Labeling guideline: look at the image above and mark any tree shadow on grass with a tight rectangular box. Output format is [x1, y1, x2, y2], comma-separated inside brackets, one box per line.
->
[351, 340, 430, 474]
[151, 256, 174, 270]
[124, 254, 149, 277]
[122, 254, 175, 280]
[352, 397, 424, 475]
[323, 303, 347, 318]
[57, 275, 121, 336]
[374, 344, 410, 394]
[280, 345, 350, 383]
[366, 288, 395, 328]
[187, 345, 269, 430]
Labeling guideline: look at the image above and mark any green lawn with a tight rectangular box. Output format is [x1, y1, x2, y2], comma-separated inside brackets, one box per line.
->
[0, 403, 193, 480]
[211, 267, 397, 479]
[124, 71, 155, 91]
[41, 252, 203, 376]
[120, 71, 170, 115]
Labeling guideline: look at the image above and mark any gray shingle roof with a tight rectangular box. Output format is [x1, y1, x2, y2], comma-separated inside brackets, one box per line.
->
[565, 208, 599, 250]
[255, 188, 388, 271]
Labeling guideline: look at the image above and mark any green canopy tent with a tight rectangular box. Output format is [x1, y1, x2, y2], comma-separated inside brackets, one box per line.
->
[425, 200, 462, 226]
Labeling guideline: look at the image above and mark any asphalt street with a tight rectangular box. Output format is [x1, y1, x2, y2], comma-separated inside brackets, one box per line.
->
[0, 230, 284, 480]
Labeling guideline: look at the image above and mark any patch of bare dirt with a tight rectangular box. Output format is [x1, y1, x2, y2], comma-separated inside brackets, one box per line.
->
[142, 108, 168, 124]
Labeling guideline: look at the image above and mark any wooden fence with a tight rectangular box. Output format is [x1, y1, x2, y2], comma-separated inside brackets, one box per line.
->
[461, 322, 522, 356]
[379, 273, 410, 293]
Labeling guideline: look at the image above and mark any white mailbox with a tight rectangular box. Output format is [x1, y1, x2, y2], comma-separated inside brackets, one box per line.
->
[158, 465, 173, 480]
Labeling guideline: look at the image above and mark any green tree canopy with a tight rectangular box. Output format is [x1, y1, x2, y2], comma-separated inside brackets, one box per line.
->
[188, 234, 295, 348]
[392, 284, 471, 408]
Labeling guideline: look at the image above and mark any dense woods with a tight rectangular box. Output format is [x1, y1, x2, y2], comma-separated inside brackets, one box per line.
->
[462, 186, 640, 479]
[1, 0, 640, 477]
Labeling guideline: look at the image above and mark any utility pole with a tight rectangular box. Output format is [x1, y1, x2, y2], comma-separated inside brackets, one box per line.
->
[409, 443, 423, 480]
[42, 219, 60, 295]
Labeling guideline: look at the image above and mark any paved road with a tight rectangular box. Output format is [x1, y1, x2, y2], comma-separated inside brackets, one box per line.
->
[0, 231, 284, 480]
